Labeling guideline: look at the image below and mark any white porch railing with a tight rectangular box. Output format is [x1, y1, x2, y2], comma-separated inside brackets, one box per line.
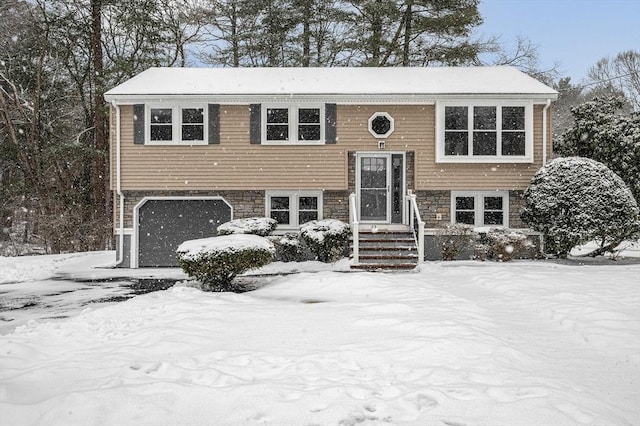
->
[348, 193, 360, 264]
[408, 193, 425, 265]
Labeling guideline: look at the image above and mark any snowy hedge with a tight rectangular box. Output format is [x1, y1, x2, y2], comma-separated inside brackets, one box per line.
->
[217, 217, 278, 237]
[268, 233, 306, 262]
[435, 224, 478, 261]
[176, 234, 275, 291]
[474, 228, 535, 261]
[521, 157, 640, 258]
[300, 219, 350, 263]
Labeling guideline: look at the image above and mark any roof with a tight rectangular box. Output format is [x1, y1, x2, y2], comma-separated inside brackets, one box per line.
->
[104, 66, 558, 102]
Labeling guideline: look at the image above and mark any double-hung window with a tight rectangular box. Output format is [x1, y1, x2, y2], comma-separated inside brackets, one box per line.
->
[451, 191, 509, 227]
[263, 105, 323, 144]
[437, 101, 533, 162]
[266, 191, 323, 228]
[147, 105, 206, 144]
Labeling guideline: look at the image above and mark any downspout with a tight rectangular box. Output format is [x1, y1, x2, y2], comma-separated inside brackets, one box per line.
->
[542, 99, 551, 166]
[111, 100, 125, 266]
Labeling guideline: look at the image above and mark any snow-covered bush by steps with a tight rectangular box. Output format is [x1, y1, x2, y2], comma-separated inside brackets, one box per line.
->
[176, 234, 275, 292]
[435, 223, 478, 260]
[521, 157, 640, 258]
[268, 233, 306, 262]
[300, 219, 350, 263]
[474, 228, 535, 261]
[217, 217, 277, 237]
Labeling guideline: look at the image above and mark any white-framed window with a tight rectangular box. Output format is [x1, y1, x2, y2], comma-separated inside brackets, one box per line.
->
[147, 105, 207, 145]
[450, 191, 509, 227]
[368, 112, 394, 138]
[263, 105, 324, 144]
[436, 101, 533, 163]
[266, 191, 323, 228]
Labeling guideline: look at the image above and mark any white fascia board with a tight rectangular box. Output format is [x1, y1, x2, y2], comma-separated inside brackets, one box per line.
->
[104, 93, 556, 105]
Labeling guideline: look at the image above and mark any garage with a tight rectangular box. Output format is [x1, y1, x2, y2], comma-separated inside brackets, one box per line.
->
[135, 197, 233, 267]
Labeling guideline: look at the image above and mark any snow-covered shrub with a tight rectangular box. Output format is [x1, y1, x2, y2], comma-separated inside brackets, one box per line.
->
[217, 217, 277, 237]
[300, 219, 350, 263]
[176, 234, 275, 292]
[521, 157, 640, 258]
[435, 223, 478, 260]
[475, 228, 534, 262]
[268, 233, 306, 262]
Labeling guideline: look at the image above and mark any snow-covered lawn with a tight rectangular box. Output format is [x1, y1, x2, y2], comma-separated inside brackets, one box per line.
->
[0, 253, 639, 425]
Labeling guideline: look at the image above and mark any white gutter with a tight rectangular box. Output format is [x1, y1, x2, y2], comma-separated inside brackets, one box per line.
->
[111, 100, 125, 266]
[542, 99, 551, 165]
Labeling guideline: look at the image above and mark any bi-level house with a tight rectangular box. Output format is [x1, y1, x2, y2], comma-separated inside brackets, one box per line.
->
[105, 66, 557, 268]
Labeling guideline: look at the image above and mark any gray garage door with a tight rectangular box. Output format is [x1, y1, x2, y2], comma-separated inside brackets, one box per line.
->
[138, 199, 232, 267]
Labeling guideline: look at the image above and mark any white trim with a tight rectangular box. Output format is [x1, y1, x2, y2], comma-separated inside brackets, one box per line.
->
[355, 152, 406, 225]
[368, 112, 395, 138]
[542, 98, 551, 165]
[106, 94, 556, 105]
[261, 104, 325, 145]
[114, 228, 134, 235]
[145, 103, 208, 145]
[435, 100, 534, 163]
[450, 191, 510, 227]
[131, 196, 233, 269]
[265, 190, 324, 230]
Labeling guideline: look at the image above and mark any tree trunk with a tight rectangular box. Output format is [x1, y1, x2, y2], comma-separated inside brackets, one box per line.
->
[91, 0, 108, 247]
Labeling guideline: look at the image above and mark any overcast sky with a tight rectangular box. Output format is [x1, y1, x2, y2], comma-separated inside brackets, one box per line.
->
[477, 0, 640, 82]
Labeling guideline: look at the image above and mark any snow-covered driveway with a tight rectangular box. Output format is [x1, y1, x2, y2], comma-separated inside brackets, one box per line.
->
[1, 255, 638, 426]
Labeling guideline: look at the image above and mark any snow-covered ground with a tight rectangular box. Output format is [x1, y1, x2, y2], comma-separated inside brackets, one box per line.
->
[1, 252, 639, 425]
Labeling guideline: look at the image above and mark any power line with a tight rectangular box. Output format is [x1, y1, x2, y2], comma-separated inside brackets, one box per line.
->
[557, 72, 637, 92]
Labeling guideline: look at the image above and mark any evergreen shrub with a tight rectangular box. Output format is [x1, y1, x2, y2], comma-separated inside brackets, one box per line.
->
[217, 217, 277, 237]
[176, 234, 275, 292]
[521, 157, 640, 258]
[300, 219, 350, 263]
[268, 233, 307, 262]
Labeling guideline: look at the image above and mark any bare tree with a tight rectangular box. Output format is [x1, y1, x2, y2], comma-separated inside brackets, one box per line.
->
[586, 50, 640, 110]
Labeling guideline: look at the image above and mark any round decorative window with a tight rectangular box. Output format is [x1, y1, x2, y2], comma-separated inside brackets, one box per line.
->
[368, 112, 394, 138]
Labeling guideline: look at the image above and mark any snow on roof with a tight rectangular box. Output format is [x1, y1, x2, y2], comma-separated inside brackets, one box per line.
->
[104, 66, 558, 99]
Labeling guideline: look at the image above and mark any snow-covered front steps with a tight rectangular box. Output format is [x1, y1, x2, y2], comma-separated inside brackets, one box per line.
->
[350, 227, 419, 270]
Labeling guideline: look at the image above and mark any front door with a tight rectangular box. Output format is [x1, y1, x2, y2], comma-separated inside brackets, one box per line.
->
[357, 153, 404, 223]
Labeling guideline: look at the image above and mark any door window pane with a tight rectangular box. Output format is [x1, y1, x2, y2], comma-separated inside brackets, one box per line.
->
[361, 158, 387, 188]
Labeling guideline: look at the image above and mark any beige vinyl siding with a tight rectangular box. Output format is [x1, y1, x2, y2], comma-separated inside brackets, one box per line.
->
[113, 104, 551, 192]
[415, 104, 547, 191]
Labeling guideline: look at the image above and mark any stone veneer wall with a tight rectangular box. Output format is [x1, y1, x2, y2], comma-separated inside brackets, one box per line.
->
[119, 189, 352, 229]
[323, 191, 350, 222]
[414, 190, 451, 228]
[509, 191, 526, 229]
[118, 188, 526, 230]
